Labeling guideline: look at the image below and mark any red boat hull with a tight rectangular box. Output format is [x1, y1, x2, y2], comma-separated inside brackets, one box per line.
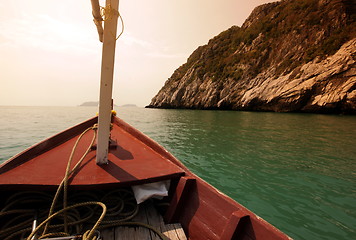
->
[0, 116, 290, 240]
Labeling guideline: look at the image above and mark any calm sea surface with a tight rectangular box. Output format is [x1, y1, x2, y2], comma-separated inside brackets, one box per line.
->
[0, 106, 355, 239]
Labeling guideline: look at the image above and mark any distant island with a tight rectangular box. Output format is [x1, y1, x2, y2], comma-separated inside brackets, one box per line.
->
[79, 101, 99, 107]
[120, 104, 137, 107]
[79, 101, 136, 107]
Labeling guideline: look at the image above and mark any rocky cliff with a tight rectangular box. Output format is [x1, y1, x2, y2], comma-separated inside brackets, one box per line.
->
[147, 0, 356, 114]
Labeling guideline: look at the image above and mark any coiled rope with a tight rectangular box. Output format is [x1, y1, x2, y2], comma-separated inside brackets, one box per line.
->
[43, 126, 97, 236]
[0, 124, 169, 240]
[27, 201, 106, 240]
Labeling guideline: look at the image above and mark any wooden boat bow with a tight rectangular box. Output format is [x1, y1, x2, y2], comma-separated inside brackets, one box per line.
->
[0, 116, 185, 190]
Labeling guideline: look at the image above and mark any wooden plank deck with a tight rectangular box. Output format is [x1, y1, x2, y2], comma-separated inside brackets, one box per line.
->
[100, 201, 187, 240]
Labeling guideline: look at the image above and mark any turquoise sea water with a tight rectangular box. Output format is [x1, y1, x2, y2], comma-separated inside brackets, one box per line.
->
[0, 106, 355, 239]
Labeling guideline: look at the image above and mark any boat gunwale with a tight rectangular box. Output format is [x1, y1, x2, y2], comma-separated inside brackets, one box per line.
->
[0, 116, 98, 175]
[112, 117, 290, 239]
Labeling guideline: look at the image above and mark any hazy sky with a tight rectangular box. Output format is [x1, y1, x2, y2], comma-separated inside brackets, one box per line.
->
[0, 0, 273, 107]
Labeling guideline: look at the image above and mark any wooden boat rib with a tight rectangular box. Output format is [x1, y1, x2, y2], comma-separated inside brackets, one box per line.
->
[0, 115, 291, 240]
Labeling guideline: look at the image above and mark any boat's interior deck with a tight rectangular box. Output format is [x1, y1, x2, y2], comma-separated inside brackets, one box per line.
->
[101, 201, 187, 240]
[0, 187, 187, 240]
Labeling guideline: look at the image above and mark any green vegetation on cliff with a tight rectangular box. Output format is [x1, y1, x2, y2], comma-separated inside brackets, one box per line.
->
[168, 0, 355, 83]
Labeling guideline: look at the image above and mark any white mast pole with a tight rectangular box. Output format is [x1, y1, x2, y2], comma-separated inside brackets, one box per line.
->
[96, 0, 120, 165]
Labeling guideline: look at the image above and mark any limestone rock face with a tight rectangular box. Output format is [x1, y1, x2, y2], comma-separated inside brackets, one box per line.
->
[147, 0, 356, 114]
[238, 39, 356, 113]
